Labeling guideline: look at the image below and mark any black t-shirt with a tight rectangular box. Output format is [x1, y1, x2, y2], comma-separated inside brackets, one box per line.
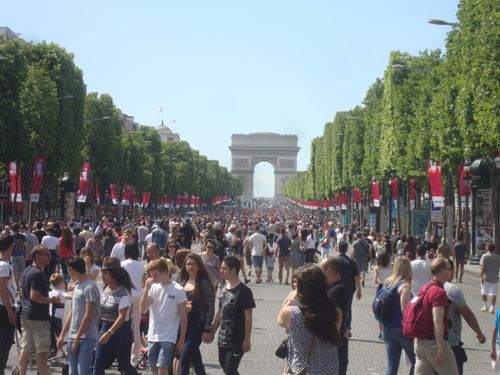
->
[276, 236, 292, 257]
[21, 265, 50, 321]
[454, 243, 468, 260]
[218, 282, 256, 348]
[179, 225, 195, 248]
[33, 229, 46, 244]
[337, 254, 359, 295]
[327, 281, 349, 333]
[12, 232, 26, 256]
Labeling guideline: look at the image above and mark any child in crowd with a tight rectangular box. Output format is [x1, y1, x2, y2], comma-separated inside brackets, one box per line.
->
[265, 241, 275, 282]
[49, 273, 70, 358]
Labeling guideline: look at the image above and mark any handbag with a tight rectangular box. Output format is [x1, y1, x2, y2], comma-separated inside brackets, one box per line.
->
[283, 336, 315, 375]
[275, 336, 288, 359]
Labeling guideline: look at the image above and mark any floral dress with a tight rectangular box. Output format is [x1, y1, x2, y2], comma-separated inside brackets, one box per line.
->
[287, 306, 339, 375]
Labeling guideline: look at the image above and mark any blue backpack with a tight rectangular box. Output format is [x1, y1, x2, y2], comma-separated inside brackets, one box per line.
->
[372, 281, 403, 324]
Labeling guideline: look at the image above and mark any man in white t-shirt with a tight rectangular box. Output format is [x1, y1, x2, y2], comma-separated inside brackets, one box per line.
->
[249, 225, 267, 284]
[41, 228, 60, 279]
[411, 244, 432, 295]
[140, 258, 187, 375]
[0, 235, 15, 375]
[110, 229, 135, 261]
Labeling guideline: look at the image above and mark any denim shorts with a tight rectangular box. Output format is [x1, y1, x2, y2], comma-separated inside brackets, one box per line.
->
[148, 341, 176, 370]
[252, 255, 263, 268]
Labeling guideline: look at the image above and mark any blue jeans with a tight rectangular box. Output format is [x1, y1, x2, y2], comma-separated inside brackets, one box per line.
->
[93, 320, 137, 375]
[179, 319, 206, 375]
[383, 326, 415, 375]
[67, 338, 96, 375]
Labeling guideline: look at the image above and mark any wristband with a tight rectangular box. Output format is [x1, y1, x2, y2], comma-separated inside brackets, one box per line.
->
[108, 329, 114, 335]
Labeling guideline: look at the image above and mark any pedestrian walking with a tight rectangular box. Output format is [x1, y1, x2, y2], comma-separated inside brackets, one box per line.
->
[480, 243, 500, 313]
[57, 256, 100, 375]
[93, 257, 138, 375]
[209, 256, 255, 375]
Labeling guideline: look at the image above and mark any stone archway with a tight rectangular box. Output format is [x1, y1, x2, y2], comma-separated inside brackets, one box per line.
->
[229, 133, 300, 202]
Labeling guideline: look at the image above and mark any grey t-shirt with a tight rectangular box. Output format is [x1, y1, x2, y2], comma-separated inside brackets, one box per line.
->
[480, 252, 500, 283]
[444, 282, 467, 347]
[69, 278, 100, 340]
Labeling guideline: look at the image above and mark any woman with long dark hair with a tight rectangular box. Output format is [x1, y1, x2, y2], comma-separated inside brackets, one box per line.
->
[59, 227, 74, 284]
[278, 266, 341, 374]
[177, 253, 215, 375]
[94, 257, 138, 375]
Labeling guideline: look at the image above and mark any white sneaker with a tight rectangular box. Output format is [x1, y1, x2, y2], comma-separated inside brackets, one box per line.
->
[490, 306, 495, 313]
[481, 306, 488, 312]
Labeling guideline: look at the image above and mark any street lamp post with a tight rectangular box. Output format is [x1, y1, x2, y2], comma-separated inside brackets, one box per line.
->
[428, 19, 459, 27]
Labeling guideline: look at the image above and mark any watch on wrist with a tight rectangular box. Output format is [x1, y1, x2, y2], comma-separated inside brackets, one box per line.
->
[108, 329, 114, 335]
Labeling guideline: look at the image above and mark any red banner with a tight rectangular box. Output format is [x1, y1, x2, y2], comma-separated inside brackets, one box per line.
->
[372, 181, 380, 207]
[341, 192, 347, 210]
[390, 178, 399, 209]
[335, 193, 341, 211]
[121, 184, 132, 206]
[409, 179, 417, 210]
[141, 192, 150, 207]
[95, 184, 100, 205]
[8, 161, 22, 202]
[353, 188, 362, 209]
[110, 183, 118, 205]
[427, 161, 444, 208]
[31, 156, 45, 202]
[77, 162, 90, 203]
[458, 165, 471, 204]
[176, 195, 181, 208]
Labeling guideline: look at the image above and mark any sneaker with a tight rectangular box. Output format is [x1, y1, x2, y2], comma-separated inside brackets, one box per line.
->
[490, 306, 495, 313]
[481, 306, 488, 312]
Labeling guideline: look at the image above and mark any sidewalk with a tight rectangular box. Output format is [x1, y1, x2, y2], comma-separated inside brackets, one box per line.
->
[464, 262, 481, 278]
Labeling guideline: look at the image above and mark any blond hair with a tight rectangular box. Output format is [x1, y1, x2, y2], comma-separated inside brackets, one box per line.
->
[385, 256, 411, 288]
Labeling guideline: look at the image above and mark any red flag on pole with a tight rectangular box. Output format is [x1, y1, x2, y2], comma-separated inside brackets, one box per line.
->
[458, 165, 471, 205]
[77, 162, 90, 203]
[372, 181, 380, 207]
[110, 183, 118, 205]
[8, 161, 22, 202]
[427, 161, 444, 208]
[31, 156, 45, 202]
[341, 192, 347, 210]
[390, 178, 399, 209]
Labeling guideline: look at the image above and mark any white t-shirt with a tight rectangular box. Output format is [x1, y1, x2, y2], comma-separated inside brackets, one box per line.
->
[110, 242, 126, 261]
[249, 232, 266, 257]
[121, 259, 144, 297]
[137, 226, 149, 242]
[0, 260, 15, 306]
[41, 235, 59, 250]
[144, 233, 153, 245]
[147, 281, 187, 343]
[49, 289, 68, 319]
[306, 234, 316, 249]
[411, 258, 432, 295]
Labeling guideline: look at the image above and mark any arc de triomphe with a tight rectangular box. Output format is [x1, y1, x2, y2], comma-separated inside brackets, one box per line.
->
[229, 133, 300, 202]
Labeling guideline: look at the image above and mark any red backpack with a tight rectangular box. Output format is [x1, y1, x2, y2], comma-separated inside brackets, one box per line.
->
[402, 283, 435, 338]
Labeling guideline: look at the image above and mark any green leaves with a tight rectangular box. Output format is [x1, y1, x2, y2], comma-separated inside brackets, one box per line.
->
[284, 0, 499, 202]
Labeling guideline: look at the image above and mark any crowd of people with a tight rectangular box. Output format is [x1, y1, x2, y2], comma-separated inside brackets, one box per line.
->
[0, 201, 498, 375]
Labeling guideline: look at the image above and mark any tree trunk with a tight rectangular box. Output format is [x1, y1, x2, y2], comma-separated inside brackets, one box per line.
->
[487, 159, 500, 249]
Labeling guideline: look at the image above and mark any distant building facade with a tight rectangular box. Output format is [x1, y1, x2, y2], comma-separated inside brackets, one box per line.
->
[0, 26, 20, 39]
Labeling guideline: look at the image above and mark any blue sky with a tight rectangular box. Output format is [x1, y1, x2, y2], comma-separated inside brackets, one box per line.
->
[3, 0, 459, 197]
